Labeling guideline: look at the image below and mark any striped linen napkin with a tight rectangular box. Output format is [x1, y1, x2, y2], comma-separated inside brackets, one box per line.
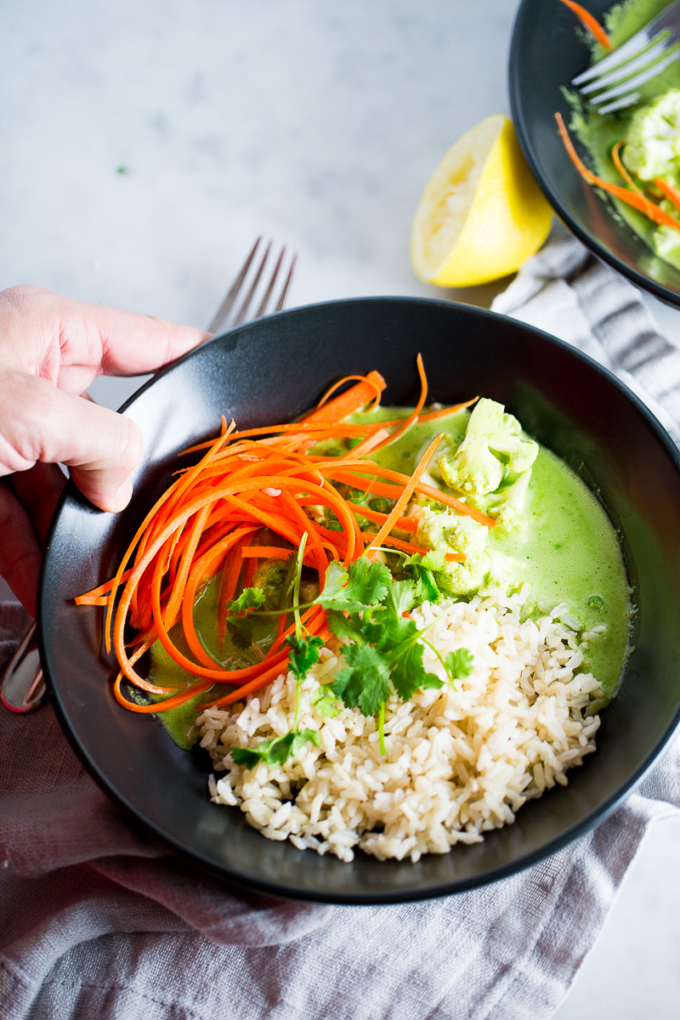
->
[1, 234, 679, 1020]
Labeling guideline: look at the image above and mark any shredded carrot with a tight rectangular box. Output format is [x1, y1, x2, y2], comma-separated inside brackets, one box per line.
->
[374, 353, 427, 450]
[113, 673, 214, 713]
[653, 176, 680, 213]
[416, 398, 479, 422]
[77, 357, 500, 717]
[303, 371, 387, 424]
[217, 535, 249, 646]
[241, 545, 295, 560]
[365, 397, 478, 430]
[320, 465, 496, 528]
[610, 142, 661, 222]
[344, 501, 418, 532]
[74, 569, 133, 604]
[558, 0, 612, 50]
[341, 427, 391, 460]
[365, 433, 445, 558]
[314, 373, 384, 415]
[556, 113, 680, 233]
[359, 531, 465, 560]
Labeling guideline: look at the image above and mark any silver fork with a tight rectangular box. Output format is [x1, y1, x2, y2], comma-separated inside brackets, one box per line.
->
[572, 0, 680, 115]
[0, 239, 298, 713]
[207, 237, 297, 334]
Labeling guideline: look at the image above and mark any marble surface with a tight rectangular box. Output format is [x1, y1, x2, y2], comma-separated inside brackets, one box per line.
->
[1, 0, 679, 1015]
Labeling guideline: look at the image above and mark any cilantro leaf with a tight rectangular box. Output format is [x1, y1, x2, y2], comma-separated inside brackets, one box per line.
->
[331, 643, 390, 716]
[314, 560, 348, 601]
[288, 729, 320, 757]
[362, 605, 411, 653]
[225, 588, 267, 649]
[403, 550, 446, 603]
[403, 549, 447, 572]
[226, 615, 256, 650]
[380, 578, 421, 618]
[312, 685, 342, 718]
[445, 647, 474, 681]
[326, 609, 366, 643]
[227, 588, 266, 614]
[389, 637, 441, 701]
[231, 728, 319, 768]
[361, 579, 421, 652]
[314, 557, 391, 613]
[346, 556, 392, 604]
[419, 672, 445, 690]
[286, 634, 324, 682]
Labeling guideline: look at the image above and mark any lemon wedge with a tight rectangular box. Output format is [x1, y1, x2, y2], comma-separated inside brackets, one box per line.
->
[410, 115, 552, 287]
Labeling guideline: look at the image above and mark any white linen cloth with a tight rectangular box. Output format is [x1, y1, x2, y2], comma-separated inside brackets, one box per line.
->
[1, 234, 679, 1020]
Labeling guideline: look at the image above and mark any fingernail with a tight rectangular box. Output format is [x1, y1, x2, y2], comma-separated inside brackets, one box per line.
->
[110, 477, 133, 512]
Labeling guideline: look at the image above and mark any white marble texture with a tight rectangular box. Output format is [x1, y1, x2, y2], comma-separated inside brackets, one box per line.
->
[1, 0, 679, 1015]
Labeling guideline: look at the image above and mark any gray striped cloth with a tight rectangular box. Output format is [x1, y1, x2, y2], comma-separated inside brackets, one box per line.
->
[1, 235, 679, 1020]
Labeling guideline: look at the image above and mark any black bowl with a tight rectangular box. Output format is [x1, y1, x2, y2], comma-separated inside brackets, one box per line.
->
[39, 297, 680, 903]
[510, 0, 680, 306]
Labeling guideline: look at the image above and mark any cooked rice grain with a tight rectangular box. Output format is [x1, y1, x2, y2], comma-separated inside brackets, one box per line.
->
[198, 587, 602, 863]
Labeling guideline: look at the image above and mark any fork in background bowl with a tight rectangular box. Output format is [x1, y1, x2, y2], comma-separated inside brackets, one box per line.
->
[572, 0, 680, 114]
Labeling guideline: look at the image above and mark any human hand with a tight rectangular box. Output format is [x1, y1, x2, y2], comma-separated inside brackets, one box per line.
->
[0, 286, 209, 617]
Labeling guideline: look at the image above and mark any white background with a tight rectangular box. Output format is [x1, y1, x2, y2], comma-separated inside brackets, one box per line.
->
[1, 1, 679, 1015]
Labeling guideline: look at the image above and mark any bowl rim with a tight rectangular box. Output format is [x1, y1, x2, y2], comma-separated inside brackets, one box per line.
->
[508, 0, 680, 310]
[38, 294, 680, 903]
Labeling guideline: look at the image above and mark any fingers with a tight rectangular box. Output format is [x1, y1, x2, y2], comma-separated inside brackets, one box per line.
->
[9, 462, 66, 545]
[0, 371, 143, 513]
[0, 482, 41, 617]
[0, 285, 210, 390]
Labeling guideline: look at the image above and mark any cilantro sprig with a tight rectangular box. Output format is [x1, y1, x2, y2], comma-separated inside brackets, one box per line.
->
[313, 557, 391, 613]
[423, 641, 474, 688]
[318, 559, 442, 723]
[232, 729, 320, 768]
[402, 550, 448, 603]
[225, 587, 266, 649]
[230, 552, 453, 766]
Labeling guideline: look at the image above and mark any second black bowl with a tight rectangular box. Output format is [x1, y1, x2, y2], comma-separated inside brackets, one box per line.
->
[40, 297, 680, 902]
[510, 0, 680, 306]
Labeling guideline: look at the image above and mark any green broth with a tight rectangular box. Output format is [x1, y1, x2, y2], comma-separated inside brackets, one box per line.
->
[147, 575, 281, 750]
[489, 449, 630, 697]
[357, 406, 631, 698]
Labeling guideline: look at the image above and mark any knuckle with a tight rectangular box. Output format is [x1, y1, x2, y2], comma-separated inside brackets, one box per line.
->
[118, 416, 143, 473]
[0, 284, 50, 319]
[0, 372, 42, 470]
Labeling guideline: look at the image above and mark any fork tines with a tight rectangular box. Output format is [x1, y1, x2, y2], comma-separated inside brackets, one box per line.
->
[207, 238, 297, 335]
[571, 0, 680, 115]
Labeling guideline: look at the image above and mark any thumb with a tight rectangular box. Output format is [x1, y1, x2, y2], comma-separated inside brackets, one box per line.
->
[0, 371, 143, 512]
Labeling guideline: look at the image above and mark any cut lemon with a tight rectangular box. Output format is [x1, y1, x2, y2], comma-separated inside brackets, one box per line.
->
[410, 115, 552, 287]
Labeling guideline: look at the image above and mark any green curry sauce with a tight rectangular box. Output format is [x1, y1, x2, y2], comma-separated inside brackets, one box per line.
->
[355, 406, 631, 697]
[148, 404, 631, 749]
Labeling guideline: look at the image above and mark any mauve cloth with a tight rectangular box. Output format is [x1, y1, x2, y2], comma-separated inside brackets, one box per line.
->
[1, 234, 680, 1020]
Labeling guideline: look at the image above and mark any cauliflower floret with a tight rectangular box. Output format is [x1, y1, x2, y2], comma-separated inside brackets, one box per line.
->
[416, 507, 492, 595]
[651, 198, 680, 268]
[623, 89, 680, 182]
[437, 398, 537, 529]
